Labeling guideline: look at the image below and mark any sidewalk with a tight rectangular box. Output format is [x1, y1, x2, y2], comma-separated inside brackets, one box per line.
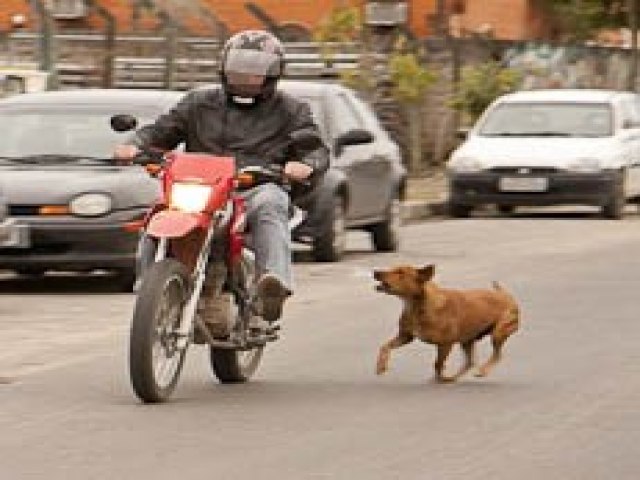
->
[402, 169, 449, 222]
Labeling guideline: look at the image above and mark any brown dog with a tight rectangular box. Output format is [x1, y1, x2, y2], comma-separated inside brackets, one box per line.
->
[373, 264, 520, 382]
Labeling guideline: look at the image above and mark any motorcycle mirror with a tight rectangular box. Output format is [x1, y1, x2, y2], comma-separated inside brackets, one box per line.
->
[110, 114, 138, 133]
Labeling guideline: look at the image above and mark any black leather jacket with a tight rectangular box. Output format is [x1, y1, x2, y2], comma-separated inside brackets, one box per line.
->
[132, 87, 329, 183]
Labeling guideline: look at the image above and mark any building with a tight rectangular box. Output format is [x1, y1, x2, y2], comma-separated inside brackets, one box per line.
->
[0, 1, 550, 41]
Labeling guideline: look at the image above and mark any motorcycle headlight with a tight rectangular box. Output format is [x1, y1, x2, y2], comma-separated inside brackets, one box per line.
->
[448, 157, 484, 173]
[70, 193, 112, 217]
[566, 158, 603, 173]
[170, 183, 212, 213]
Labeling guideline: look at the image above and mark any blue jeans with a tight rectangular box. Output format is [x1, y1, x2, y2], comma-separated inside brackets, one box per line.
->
[241, 183, 293, 292]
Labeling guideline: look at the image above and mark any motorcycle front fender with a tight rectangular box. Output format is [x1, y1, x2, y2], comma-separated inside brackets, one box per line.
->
[146, 210, 207, 239]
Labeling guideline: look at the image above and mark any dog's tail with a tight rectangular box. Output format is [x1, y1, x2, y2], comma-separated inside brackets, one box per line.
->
[492, 281, 517, 304]
[492, 281, 520, 328]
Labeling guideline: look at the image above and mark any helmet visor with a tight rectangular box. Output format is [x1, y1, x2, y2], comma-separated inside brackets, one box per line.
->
[224, 49, 281, 76]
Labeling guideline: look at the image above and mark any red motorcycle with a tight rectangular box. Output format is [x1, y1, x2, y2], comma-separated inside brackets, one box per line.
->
[111, 114, 317, 403]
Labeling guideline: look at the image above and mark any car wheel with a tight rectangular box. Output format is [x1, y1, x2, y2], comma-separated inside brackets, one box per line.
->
[370, 196, 401, 252]
[448, 202, 473, 218]
[313, 196, 346, 262]
[602, 172, 625, 220]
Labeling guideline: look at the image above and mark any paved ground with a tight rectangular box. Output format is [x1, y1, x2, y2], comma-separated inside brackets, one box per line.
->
[1, 211, 640, 479]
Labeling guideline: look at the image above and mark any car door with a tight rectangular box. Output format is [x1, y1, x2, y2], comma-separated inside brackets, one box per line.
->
[347, 92, 397, 215]
[327, 91, 387, 219]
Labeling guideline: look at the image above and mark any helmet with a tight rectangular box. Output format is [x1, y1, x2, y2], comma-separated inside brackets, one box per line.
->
[220, 30, 285, 104]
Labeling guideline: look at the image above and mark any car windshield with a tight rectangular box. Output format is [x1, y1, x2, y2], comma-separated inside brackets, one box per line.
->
[478, 102, 613, 138]
[0, 107, 159, 161]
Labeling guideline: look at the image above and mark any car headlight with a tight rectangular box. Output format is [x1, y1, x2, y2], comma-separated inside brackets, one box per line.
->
[448, 157, 484, 173]
[70, 193, 112, 217]
[170, 183, 212, 213]
[566, 158, 603, 173]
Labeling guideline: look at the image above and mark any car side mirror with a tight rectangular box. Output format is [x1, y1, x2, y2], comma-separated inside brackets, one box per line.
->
[622, 119, 640, 129]
[110, 114, 138, 133]
[334, 129, 374, 156]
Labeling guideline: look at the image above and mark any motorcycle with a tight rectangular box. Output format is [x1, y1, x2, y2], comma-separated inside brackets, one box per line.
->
[110, 114, 319, 403]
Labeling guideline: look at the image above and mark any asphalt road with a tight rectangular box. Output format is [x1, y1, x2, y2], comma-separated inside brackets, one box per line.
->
[1, 209, 640, 480]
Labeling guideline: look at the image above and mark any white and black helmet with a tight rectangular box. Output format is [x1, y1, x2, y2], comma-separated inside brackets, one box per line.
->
[220, 30, 285, 103]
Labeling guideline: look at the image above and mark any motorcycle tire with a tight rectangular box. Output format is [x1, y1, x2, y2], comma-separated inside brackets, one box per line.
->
[129, 258, 190, 403]
[210, 250, 264, 383]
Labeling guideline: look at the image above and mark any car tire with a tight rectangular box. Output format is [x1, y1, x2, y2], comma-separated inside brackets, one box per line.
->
[448, 202, 473, 218]
[313, 196, 346, 262]
[601, 172, 625, 220]
[370, 196, 401, 252]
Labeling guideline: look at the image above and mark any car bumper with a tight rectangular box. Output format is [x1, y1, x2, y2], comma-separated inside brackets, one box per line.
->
[448, 170, 619, 207]
[0, 210, 145, 271]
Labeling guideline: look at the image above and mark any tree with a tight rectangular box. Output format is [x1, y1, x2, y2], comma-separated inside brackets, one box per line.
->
[449, 61, 521, 124]
[540, 0, 628, 41]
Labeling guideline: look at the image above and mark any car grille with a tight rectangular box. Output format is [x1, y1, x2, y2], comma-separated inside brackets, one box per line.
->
[488, 167, 560, 175]
[8, 205, 40, 216]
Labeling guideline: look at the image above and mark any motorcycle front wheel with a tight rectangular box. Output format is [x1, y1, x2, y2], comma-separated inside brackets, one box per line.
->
[129, 258, 190, 403]
[210, 249, 264, 383]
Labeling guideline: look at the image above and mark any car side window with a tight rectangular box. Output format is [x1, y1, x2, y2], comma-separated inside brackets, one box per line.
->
[328, 92, 365, 138]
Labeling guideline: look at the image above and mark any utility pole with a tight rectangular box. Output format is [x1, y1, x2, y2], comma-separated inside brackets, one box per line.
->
[629, 0, 639, 91]
[29, 0, 58, 90]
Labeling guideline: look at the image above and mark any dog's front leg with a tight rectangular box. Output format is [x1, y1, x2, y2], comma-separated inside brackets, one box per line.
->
[434, 343, 455, 382]
[376, 332, 413, 375]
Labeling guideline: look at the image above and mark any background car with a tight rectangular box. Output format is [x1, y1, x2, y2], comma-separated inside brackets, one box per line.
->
[0, 190, 15, 247]
[281, 80, 406, 261]
[447, 89, 640, 219]
[0, 89, 183, 289]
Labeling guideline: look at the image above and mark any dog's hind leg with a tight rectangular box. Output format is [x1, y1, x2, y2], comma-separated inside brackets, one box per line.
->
[476, 311, 519, 377]
[451, 341, 476, 381]
[434, 343, 456, 382]
[376, 332, 414, 375]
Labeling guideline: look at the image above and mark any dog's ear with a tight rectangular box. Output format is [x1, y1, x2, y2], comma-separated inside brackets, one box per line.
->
[417, 264, 435, 282]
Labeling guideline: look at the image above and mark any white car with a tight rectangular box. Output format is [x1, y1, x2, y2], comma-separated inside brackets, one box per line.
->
[446, 89, 640, 218]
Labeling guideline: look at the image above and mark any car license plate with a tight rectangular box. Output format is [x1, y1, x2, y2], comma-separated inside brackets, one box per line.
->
[0, 221, 30, 248]
[499, 176, 548, 192]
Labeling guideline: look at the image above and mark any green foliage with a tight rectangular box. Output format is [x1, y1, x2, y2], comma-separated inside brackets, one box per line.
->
[313, 5, 361, 44]
[388, 53, 437, 105]
[449, 61, 522, 123]
[541, 0, 628, 41]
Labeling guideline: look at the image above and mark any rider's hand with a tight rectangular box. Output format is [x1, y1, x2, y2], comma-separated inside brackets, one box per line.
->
[113, 144, 140, 164]
[284, 161, 313, 182]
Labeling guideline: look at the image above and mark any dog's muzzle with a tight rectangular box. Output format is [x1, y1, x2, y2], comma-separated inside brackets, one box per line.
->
[373, 271, 390, 293]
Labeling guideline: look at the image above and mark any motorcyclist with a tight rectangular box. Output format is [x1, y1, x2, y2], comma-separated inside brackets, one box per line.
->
[114, 30, 329, 334]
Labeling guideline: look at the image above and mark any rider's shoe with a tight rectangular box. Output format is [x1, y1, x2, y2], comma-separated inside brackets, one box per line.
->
[256, 273, 291, 323]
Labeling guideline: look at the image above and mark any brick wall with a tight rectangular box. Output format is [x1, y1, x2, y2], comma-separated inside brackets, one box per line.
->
[0, 1, 547, 40]
[0, 0, 31, 31]
[453, 0, 546, 40]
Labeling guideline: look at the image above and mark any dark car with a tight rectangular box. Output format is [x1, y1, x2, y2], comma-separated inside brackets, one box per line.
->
[280, 81, 406, 261]
[0, 89, 183, 288]
[0, 190, 14, 246]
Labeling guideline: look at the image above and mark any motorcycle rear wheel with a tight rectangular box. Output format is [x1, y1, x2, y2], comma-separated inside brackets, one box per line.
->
[129, 258, 190, 403]
[210, 250, 264, 383]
